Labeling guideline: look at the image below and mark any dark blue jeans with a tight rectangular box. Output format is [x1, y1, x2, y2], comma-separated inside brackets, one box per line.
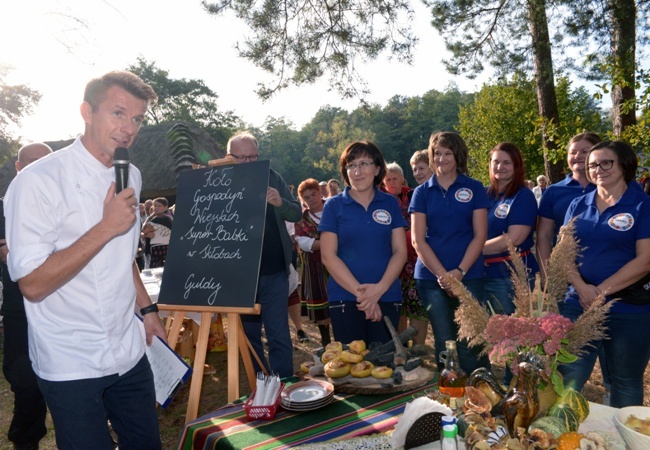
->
[241, 271, 293, 377]
[483, 278, 516, 315]
[37, 355, 161, 450]
[559, 301, 650, 407]
[416, 277, 490, 374]
[483, 273, 535, 316]
[328, 301, 401, 345]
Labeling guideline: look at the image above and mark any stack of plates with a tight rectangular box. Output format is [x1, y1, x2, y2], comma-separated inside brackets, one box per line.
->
[281, 380, 335, 412]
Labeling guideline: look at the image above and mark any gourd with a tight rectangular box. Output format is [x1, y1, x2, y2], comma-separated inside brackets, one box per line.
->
[557, 431, 585, 450]
[558, 388, 589, 422]
[547, 402, 580, 432]
[528, 416, 568, 438]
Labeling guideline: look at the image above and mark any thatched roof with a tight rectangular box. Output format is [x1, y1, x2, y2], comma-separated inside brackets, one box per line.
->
[0, 122, 224, 200]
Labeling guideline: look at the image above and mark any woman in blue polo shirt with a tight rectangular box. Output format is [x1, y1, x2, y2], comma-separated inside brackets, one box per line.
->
[483, 142, 539, 315]
[319, 141, 407, 344]
[559, 140, 650, 408]
[409, 131, 489, 374]
[537, 132, 600, 275]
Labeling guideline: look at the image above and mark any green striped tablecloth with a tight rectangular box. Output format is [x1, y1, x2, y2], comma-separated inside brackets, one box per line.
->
[177, 378, 436, 450]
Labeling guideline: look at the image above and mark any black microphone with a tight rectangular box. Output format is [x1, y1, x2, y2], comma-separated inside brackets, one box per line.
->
[114, 147, 130, 194]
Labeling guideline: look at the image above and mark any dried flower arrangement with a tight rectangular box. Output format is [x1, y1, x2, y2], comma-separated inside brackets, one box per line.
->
[448, 220, 613, 395]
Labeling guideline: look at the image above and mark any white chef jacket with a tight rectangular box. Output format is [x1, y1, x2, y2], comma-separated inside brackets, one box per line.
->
[5, 138, 145, 381]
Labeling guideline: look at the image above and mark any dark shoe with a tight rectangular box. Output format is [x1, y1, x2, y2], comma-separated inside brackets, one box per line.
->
[297, 329, 309, 343]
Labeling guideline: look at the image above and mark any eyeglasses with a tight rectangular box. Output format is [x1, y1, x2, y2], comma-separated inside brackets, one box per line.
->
[587, 160, 615, 171]
[231, 154, 259, 162]
[345, 161, 375, 171]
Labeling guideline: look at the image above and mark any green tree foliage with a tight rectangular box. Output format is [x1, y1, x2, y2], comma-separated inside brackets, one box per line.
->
[256, 117, 311, 185]
[426, 0, 568, 181]
[0, 64, 42, 165]
[126, 57, 242, 146]
[259, 86, 472, 187]
[459, 74, 606, 184]
[617, 67, 650, 167]
[560, 0, 647, 136]
[297, 106, 373, 185]
[202, 0, 417, 100]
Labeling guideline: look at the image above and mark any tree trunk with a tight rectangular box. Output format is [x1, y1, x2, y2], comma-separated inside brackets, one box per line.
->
[526, 0, 564, 183]
[609, 0, 637, 137]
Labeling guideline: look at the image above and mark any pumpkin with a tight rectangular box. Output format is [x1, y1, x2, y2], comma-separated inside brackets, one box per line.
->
[547, 402, 580, 432]
[557, 431, 585, 450]
[559, 388, 589, 422]
[528, 416, 568, 439]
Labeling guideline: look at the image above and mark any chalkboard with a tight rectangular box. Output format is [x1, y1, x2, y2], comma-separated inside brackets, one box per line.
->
[157, 160, 270, 308]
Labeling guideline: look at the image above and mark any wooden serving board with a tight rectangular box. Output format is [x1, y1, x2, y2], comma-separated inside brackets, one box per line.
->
[314, 366, 436, 395]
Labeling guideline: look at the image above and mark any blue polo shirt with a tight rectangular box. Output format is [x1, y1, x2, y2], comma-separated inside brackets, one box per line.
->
[538, 174, 596, 235]
[485, 186, 539, 279]
[318, 186, 407, 302]
[408, 173, 489, 280]
[563, 183, 650, 313]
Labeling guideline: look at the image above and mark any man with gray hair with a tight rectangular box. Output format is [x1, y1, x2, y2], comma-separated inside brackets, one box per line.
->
[227, 131, 301, 377]
[1, 143, 52, 450]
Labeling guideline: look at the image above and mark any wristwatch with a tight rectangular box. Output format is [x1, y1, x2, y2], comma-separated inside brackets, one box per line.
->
[456, 266, 467, 276]
[140, 303, 159, 316]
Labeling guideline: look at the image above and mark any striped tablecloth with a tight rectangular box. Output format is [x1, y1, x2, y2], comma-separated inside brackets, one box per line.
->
[177, 378, 436, 450]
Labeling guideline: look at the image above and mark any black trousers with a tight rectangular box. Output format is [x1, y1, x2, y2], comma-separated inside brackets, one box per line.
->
[2, 313, 47, 445]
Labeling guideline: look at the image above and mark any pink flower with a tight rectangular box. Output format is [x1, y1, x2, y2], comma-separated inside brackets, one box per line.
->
[484, 315, 546, 349]
[539, 313, 573, 355]
[484, 313, 573, 367]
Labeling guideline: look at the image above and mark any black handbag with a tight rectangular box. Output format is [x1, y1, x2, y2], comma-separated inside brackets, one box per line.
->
[610, 273, 650, 305]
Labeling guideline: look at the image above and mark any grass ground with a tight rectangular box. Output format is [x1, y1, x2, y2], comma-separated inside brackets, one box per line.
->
[1, 316, 649, 449]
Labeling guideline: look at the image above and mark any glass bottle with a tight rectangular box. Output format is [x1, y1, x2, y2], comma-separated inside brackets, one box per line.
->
[439, 340, 467, 410]
[441, 424, 459, 450]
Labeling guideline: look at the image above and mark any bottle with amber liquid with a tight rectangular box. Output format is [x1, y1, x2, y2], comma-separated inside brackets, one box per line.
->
[439, 340, 467, 410]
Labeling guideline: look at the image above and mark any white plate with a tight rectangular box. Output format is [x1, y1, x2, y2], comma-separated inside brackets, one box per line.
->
[281, 395, 333, 412]
[281, 380, 334, 404]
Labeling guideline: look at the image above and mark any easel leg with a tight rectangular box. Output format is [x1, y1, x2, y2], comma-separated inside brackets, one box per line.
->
[228, 314, 258, 401]
[227, 312, 240, 402]
[166, 311, 186, 351]
[184, 312, 213, 423]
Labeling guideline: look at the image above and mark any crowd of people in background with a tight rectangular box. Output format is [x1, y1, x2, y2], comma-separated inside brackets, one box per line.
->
[1, 68, 649, 450]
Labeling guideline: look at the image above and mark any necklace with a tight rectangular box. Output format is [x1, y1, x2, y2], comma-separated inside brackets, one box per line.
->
[436, 173, 456, 198]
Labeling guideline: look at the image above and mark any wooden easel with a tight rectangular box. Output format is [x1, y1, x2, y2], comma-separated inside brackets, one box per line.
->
[157, 304, 261, 423]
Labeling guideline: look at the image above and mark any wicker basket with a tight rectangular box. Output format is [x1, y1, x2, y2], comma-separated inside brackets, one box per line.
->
[243, 382, 285, 420]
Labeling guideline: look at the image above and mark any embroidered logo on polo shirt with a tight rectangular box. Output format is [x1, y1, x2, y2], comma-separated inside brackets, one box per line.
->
[455, 188, 473, 203]
[373, 209, 392, 225]
[494, 203, 510, 219]
[608, 213, 634, 231]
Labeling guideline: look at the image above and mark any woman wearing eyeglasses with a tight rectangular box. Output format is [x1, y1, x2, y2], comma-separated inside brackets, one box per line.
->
[559, 140, 650, 407]
[319, 141, 407, 344]
[409, 131, 490, 374]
